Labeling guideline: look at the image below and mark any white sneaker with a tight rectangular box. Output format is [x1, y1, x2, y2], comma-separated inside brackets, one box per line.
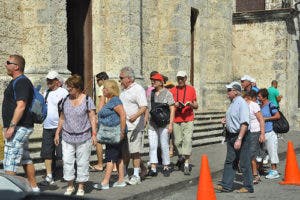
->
[263, 155, 269, 165]
[266, 170, 280, 179]
[31, 187, 40, 193]
[112, 181, 127, 188]
[45, 176, 55, 185]
[128, 175, 141, 185]
[124, 174, 130, 183]
[256, 156, 262, 162]
[64, 187, 75, 195]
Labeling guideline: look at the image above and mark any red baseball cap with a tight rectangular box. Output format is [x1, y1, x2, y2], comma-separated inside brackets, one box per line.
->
[150, 73, 164, 82]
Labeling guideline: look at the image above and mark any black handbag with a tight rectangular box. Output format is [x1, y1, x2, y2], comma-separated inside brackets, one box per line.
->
[269, 104, 289, 134]
[150, 90, 170, 127]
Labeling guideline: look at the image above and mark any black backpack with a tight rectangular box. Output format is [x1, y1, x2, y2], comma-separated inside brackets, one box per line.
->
[149, 90, 170, 127]
[269, 103, 289, 134]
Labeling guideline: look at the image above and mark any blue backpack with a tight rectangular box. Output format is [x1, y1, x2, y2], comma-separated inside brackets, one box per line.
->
[13, 75, 48, 124]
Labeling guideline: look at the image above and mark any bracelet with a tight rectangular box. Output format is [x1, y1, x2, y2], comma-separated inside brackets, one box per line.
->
[9, 122, 16, 128]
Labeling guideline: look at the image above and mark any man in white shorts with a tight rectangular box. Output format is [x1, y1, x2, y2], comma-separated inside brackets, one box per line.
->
[119, 67, 147, 185]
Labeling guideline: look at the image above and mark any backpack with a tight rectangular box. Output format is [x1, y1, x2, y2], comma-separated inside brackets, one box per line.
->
[268, 103, 289, 134]
[13, 75, 48, 124]
[149, 90, 170, 127]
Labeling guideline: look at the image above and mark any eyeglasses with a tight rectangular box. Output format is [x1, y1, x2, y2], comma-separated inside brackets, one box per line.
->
[227, 89, 235, 92]
[6, 61, 18, 66]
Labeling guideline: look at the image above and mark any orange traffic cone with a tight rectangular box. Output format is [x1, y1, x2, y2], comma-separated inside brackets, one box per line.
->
[197, 154, 217, 200]
[279, 140, 300, 185]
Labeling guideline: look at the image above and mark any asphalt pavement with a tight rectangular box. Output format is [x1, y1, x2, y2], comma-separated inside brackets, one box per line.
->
[36, 130, 300, 200]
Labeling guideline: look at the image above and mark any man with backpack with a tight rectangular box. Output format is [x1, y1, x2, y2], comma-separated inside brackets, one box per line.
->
[40, 71, 68, 185]
[2, 54, 40, 192]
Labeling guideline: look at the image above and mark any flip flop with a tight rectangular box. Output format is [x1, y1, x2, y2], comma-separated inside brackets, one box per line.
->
[89, 165, 104, 172]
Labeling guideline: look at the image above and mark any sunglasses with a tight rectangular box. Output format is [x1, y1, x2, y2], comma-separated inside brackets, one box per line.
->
[119, 76, 127, 80]
[6, 61, 18, 65]
[177, 77, 185, 81]
[227, 89, 234, 92]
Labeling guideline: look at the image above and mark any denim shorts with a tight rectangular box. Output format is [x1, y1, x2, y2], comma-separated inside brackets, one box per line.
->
[248, 132, 260, 159]
[4, 126, 33, 172]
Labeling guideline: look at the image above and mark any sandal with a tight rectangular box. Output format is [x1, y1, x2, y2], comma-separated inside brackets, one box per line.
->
[89, 165, 104, 172]
[253, 175, 261, 184]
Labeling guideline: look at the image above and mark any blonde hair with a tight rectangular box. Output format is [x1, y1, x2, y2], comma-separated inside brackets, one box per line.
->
[103, 80, 120, 97]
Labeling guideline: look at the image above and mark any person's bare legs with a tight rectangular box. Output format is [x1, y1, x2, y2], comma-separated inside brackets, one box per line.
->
[23, 163, 38, 188]
[93, 143, 103, 170]
[117, 159, 124, 182]
[45, 159, 52, 175]
[102, 161, 114, 185]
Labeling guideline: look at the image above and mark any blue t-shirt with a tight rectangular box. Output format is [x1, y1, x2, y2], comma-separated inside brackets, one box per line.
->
[98, 96, 122, 127]
[260, 101, 278, 132]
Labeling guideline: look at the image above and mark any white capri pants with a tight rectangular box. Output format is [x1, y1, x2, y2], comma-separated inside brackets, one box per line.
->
[265, 131, 279, 164]
[62, 139, 92, 182]
[148, 127, 170, 166]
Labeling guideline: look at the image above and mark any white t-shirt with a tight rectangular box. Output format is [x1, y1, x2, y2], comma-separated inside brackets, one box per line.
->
[43, 87, 69, 129]
[120, 82, 147, 131]
[249, 101, 261, 132]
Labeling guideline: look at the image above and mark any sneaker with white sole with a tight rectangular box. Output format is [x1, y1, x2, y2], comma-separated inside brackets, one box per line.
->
[128, 175, 141, 185]
[266, 170, 280, 179]
[64, 187, 75, 195]
[124, 174, 130, 183]
[93, 183, 109, 190]
[76, 189, 85, 196]
[263, 155, 269, 165]
[45, 176, 55, 185]
[112, 181, 127, 188]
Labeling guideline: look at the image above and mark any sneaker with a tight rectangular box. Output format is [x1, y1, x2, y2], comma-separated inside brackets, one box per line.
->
[266, 170, 280, 179]
[148, 169, 158, 177]
[176, 158, 185, 171]
[162, 168, 170, 177]
[76, 189, 84, 196]
[64, 187, 75, 195]
[112, 181, 127, 188]
[128, 175, 141, 185]
[184, 165, 191, 175]
[256, 156, 262, 163]
[45, 176, 55, 185]
[31, 187, 40, 193]
[93, 183, 109, 190]
[263, 155, 269, 165]
[124, 174, 130, 183]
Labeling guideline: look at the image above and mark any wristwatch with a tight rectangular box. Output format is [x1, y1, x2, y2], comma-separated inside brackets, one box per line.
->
[9, 122, 16, 128]
[237, 136, 242, 140]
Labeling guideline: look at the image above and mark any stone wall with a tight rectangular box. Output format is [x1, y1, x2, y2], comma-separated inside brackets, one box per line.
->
[232, 14, 299, 127]
[0, 0, 67, 125]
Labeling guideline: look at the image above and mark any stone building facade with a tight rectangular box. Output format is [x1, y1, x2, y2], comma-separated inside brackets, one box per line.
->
[0, 0, 299, 128]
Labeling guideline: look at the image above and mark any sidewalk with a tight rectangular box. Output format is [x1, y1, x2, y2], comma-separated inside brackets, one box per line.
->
[39, 130, 300, 200]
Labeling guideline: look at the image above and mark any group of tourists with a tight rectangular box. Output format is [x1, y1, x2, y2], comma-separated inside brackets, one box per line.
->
[1, 54, 199, 197]
[216, 75, 283, 193]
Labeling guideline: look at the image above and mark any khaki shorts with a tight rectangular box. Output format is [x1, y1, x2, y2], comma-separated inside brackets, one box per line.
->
[127, 129, 143, 154]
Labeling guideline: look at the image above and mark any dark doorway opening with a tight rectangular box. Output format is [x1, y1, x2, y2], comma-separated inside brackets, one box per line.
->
[190, 8, 199, 86]
[66, 0, 93, 96]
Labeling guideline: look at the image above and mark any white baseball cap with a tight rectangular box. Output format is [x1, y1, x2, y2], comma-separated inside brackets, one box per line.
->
[176, 71, 187, 77]
[46, 71, 59, 80]
[241, 75, 253, 82]
[225, 81, 242, 92]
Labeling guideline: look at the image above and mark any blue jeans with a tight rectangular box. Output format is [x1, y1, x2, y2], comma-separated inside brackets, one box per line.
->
[221, 132, 253, 192]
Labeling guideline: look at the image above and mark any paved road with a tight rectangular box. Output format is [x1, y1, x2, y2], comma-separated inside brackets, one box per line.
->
[161, 154, 300, 200]
[25, 131, 300, 200]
